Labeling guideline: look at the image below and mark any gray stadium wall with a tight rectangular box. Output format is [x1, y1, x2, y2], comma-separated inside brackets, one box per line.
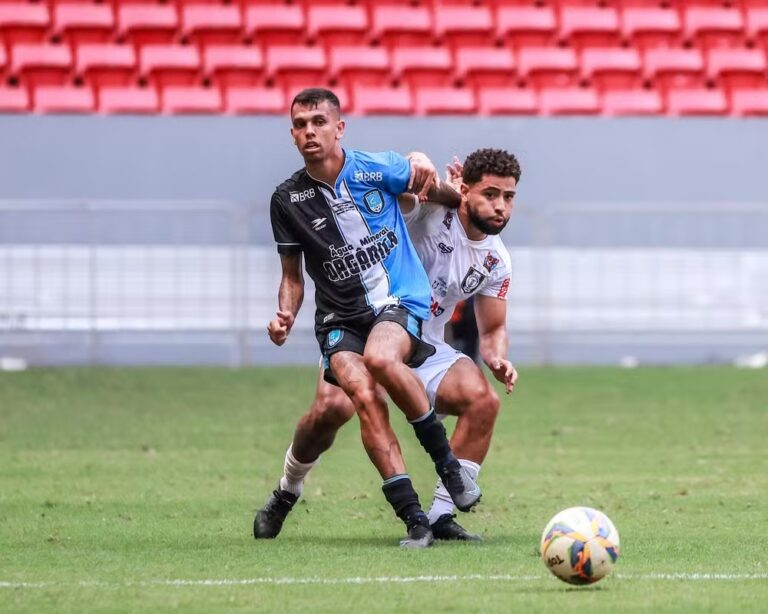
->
[1, 116, 767, 366]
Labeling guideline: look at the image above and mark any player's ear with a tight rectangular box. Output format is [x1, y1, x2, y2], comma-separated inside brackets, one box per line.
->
[336, 119, 345, 140]
[460, 181, 470, 200]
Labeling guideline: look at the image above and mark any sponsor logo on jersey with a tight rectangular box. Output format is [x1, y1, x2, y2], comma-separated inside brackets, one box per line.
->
[289, 188, 316, 203]
[322, 312, 335, 323]
[430, 298, 444, 317]
[327, 329, 343, 348]
[497, 277, 510, 299]
[323, 227, 399, 282]
[354, 170, 383, 183]
[461, 265, 487, 294]
[438, 242, 454, 254]
[483, 252, 500, 272]
[311, 217, 327, 231]
[363, 189, 384, 214]
[431, 278, 448, 298]
[442, 212, 453, 229]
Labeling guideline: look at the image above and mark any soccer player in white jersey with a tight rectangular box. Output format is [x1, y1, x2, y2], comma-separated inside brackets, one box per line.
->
[256, 148, 520, 541]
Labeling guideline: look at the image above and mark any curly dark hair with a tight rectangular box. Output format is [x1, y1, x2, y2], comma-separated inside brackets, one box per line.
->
[462, 148, 521, 185]
[291, 88, 341, 115]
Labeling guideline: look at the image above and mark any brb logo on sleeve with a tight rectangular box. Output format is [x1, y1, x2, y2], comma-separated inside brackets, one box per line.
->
[363, 189, 384, 214]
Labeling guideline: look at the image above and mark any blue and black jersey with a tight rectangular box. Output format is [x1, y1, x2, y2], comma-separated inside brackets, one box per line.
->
[270, 149, 431, 333]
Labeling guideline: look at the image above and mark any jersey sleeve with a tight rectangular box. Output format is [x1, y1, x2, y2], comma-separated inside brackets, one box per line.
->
[478, 254, 512, 300]
[269, 191, 302, 255]
[383, 151, 411, 195]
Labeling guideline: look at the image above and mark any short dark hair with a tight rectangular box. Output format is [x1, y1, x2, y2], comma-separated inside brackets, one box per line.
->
[291, 88, 341, 115]
[462, 148, 521, 185]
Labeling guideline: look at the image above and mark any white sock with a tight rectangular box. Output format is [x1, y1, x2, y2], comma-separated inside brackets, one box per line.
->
[427, 458, 481, 525]
[278, 444, 316, 497]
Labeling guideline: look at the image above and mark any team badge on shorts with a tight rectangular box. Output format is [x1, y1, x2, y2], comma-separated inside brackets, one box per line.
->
[363, 189, 384, 214]
[461, 266, 487, 293]
[327, 329, 344, 348]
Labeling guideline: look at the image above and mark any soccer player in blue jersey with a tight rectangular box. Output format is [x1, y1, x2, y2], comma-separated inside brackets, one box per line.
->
[256, 88, 479, 548]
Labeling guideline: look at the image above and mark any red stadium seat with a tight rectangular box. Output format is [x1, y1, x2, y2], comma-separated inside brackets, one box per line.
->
[454, 47, 515, 89]
[517, 47, 579, 88]
[414, 86, 477, 115]
[328, 46, 390, 88]
[745, 8, 768, 51]
[580, 47, 642, 91]
[306, 6, 368, 48]
[76, 44, 136, 89]
[52, 4, 114, 46]
[0, 3, 49, 46]
[496, 6, 557, 49]
[0, 86, 30, 112]
[139, 45, 201, 89]
[224, 86, 285, 114]
[620, 7, 682, 50]
[203, 45, 264, 87]
[162, 86, 222, 114]
[730, 88, 768, 116]
[265, 46, 326, 92]
[244, 5, 305, 48]
[559, 6, 621, 49]
[369, 5, 432, 48]
[477, 87, 538, 115]
[433, 6, 493, 48]
[34, 85, 95, 113]
[0, 43, 5, 71]
[683, 7, 744, 50]
[98, 86, 159, 114]
[643, 48, 705, 91]
[181, 5, 242, 47]
[706, 48, 768, 91]
[391, 46, 453, 89]
[666, 88, 728, 116]
[601, 89, 663, 116]
[539, 87, 600, 115]
[11, 44, 73, 87]
[117, 5, 178, 47]
[352, 84, 414, 115]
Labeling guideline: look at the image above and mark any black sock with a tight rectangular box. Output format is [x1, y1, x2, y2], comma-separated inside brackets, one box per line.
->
[409, 409, 456, 469]
[382, 475, 426, 528]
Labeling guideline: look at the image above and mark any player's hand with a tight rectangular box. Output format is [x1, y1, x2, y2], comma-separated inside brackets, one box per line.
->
[407, 152, 437, 201]
[489, 358, 518, 394]
[267, 310, 295, 346]
[445, 156, 463, 192]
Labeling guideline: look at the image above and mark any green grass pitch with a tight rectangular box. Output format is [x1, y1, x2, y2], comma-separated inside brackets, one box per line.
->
[1, 366, 767, 612]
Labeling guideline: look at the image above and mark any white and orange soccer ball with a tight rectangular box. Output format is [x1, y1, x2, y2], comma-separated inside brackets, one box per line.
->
[540, 506, 620, 585]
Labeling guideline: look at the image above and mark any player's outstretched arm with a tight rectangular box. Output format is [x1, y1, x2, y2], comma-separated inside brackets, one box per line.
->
[405, 152, 462, 208]
[475, 294, 518, 394]
[267, 252, 304, 346]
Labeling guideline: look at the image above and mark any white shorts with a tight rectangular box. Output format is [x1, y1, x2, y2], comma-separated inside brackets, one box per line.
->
[413, 341, 473, 409]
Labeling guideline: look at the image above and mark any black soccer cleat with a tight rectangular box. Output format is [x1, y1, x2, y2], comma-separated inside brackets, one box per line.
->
[253, 488, 298, 539]
[437, 460, 482, 512]
[400, 513, 434, 549]
[431, 514, 482, 542]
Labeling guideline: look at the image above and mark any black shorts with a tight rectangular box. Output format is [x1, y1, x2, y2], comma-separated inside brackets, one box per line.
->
[317, 304, 436, 387]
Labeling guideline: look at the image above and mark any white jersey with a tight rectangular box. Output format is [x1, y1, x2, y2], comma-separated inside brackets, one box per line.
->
[403, 201, 512, 345]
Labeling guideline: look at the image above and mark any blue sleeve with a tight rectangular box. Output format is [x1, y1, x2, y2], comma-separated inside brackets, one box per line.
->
[383, 151, 410, 195]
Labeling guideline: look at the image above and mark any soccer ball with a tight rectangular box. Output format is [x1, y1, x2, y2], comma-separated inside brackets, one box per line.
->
[540, 506, 620, 585]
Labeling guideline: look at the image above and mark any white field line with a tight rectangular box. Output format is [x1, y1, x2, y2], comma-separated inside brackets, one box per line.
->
[1, 573, 767, 590]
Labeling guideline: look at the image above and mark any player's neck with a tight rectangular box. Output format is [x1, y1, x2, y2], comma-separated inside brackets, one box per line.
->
[458, 206, 487, 242]
[305, 148, 345, 188]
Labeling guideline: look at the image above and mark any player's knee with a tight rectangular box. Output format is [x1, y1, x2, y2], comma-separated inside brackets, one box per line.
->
[362, 351, 395, 381]
[314, 388, 355, 429]
[345, 381, 380, 414]
[467, 382, 500, 427]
